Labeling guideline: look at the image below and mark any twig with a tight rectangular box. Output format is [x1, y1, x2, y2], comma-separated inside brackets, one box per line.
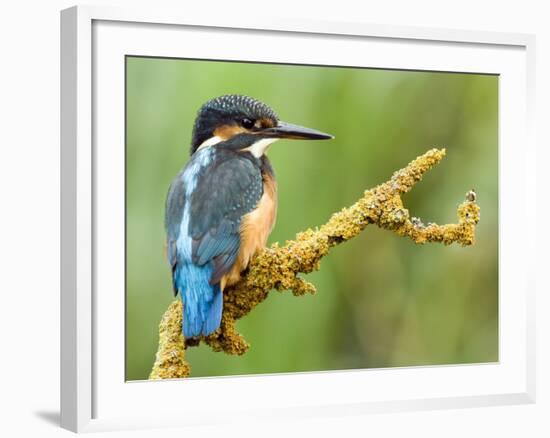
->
[149, 148, 480, 379]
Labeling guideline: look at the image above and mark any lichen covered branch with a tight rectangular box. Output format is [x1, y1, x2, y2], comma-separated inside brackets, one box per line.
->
[149, 148, 480, 379]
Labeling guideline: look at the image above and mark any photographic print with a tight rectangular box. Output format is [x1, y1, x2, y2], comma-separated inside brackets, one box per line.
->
[125, 56, 498, 381]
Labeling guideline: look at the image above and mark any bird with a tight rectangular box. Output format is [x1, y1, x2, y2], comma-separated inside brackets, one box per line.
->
[164, 94, 333, 339]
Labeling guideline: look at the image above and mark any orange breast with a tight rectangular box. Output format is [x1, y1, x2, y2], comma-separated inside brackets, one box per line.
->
[220, 173, 277, 290]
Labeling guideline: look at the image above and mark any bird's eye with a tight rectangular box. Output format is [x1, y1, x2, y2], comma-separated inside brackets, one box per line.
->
[241, 118, 255, 129]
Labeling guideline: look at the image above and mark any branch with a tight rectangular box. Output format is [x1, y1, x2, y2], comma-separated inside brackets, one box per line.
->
[149, 148, 480, 379]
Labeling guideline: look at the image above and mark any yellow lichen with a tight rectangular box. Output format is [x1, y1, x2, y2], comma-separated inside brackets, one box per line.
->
[149, 300, 190, 379]
[150, 148, 480, 379]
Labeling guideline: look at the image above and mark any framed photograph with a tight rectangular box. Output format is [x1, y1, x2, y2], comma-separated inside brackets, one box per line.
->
[61, 5, 536, 432]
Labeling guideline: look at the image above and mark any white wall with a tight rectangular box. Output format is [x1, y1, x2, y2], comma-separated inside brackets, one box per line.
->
[0, 0, 547, 436]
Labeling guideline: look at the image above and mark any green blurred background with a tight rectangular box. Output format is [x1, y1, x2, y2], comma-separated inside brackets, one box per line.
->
[126, 56, 498, 380]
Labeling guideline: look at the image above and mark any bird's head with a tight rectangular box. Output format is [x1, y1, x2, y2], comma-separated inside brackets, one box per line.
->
[190, 94, 333, 156]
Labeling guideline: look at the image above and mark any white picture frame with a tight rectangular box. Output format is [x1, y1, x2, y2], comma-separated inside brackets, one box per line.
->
[60, 4, 536, 433]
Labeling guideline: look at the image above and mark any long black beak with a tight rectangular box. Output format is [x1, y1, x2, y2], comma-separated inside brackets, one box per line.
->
[263, 121, 334, 140]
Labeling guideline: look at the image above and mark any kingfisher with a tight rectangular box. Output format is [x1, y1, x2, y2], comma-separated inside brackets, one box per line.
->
[165, 95, 333, 338]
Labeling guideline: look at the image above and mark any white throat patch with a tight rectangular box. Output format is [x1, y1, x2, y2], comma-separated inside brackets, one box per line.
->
[196, 135, 222, 152]
[245, 138, 278, 158]
[196, 135, 278, 157]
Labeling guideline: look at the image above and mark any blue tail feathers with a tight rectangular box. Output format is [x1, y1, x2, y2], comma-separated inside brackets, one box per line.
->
[174, 263, 223, 338]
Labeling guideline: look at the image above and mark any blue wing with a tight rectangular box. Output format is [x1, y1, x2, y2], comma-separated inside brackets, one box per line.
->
[165, 168, 186, 294]
[189, 151, 264, 283]
[164, 148, 263, 337]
